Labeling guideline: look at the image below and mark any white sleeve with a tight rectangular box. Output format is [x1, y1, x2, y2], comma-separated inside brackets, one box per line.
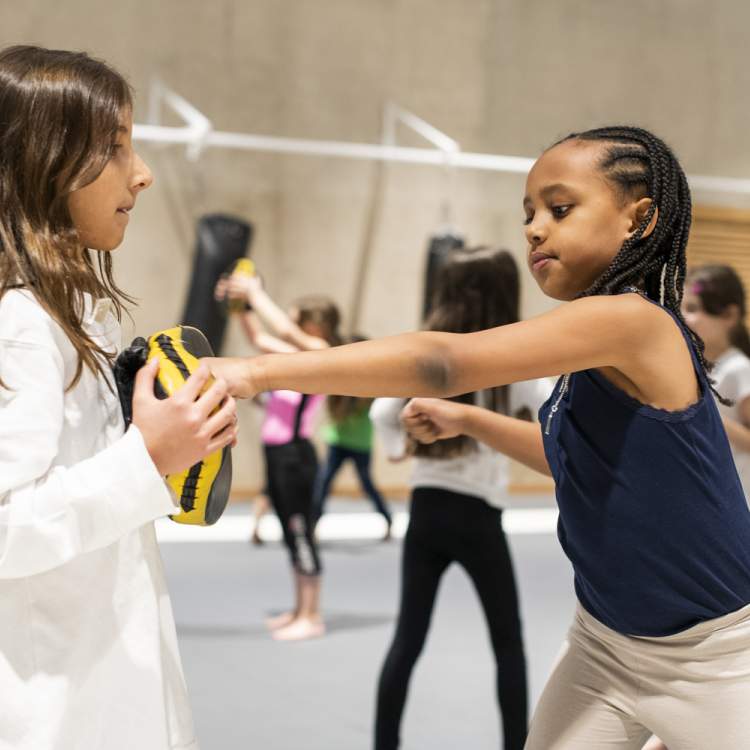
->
[726, 359, 750, 407]
[0, 322, 177, 579]
[369, 398, 408, 460]
[508, 377, 556, 420]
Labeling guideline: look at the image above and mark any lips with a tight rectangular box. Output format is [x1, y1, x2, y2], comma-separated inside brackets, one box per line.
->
[529, 251, 557, 271]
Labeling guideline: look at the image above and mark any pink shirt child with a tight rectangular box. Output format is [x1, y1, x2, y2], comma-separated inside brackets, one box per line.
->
[261, 390, 324, 446]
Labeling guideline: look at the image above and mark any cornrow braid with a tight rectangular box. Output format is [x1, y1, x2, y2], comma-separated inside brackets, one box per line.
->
[558, 126, 726, 403]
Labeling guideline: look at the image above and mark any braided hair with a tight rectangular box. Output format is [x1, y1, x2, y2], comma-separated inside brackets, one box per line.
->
[557, 126, 723, 400]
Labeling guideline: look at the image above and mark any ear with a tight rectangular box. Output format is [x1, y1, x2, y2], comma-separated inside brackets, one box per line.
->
[628, 197, 658, 239]
[722, 303, 741, 326]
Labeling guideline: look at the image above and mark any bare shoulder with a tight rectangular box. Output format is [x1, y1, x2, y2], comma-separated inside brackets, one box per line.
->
[585, 293, 698, 409]
[564, 292, 666, 326]
[545, 292, 672, 349]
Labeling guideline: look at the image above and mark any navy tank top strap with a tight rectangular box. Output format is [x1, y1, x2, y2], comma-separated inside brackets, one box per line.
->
[621, 287, 707, 383]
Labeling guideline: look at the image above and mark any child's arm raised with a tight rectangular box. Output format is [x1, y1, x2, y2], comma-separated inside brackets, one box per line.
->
[239, 310, 298, 354]
[208, 293, 678, 406]
[223, 274, 327, 351]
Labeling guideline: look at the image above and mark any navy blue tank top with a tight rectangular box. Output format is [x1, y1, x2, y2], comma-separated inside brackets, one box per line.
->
[540, 296, 750, 636]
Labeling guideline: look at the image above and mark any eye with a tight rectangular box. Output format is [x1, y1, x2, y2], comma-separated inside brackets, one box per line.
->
[523, 211, 534, 226]
[109, 143, 124, 157]
[551, 205, 572, 219]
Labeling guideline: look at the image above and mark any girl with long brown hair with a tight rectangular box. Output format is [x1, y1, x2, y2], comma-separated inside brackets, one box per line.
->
[370, 247, 552, 749]
[0, 46, 238, 750]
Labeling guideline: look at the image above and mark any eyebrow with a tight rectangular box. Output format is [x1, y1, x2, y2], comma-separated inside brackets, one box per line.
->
[523, 182, 577, 207]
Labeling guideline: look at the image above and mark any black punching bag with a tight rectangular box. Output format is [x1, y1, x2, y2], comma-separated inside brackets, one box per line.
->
[180, 214, 253, 354]
[422, 232, 465, 321]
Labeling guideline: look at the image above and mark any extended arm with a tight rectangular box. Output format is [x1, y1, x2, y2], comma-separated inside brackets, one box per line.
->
[458, 406, 549, 476]
[209, 294, 670, 404]
[401, 398, 551, 476]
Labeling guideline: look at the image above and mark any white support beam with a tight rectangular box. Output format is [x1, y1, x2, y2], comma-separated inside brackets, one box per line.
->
[133, 82, 750, 195]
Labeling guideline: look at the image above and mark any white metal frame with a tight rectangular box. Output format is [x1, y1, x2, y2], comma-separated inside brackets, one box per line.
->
[134, 81, 750, 196]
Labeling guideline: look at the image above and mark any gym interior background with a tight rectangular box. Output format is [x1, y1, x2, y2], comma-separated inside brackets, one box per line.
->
[3, 0, 750, 494]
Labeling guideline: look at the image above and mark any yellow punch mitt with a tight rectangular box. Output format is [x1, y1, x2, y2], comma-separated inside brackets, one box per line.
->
[220, 257, 257, 314]
[113, 326, 233, 526]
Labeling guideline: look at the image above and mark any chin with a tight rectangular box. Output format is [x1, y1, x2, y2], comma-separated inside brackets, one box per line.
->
[533, 276, 573, 302]
[90, 234, 125, 252]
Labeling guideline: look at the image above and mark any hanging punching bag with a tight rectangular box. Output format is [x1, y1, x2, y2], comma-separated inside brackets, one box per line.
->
[180, 214, 253, 354]
[422, 232, 465, 321]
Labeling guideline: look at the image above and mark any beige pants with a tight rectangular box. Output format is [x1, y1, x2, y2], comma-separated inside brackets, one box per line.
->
[525, 602, 750, 749]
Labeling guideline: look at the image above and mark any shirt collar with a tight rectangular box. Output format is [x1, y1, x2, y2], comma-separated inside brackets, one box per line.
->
[82, 295, 115, 326]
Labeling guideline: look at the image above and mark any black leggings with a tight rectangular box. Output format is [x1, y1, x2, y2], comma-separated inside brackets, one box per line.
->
[375, 487, 528, 750]
[264, 440, 322, 576]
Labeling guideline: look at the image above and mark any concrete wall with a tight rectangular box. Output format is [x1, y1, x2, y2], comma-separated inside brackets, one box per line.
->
[3, 0, 750, 494]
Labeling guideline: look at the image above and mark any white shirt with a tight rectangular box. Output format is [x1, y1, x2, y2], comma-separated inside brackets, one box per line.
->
[713, 347, 750, 502]
[370, 379, 553, 509]
[0, 290, 198, 750]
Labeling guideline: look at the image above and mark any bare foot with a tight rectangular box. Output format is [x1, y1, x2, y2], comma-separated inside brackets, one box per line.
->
[265, 611, 297, 631]
[271, 617, 326, 641]
[250, 529, 264, 546]
[642, 737, 668, 750]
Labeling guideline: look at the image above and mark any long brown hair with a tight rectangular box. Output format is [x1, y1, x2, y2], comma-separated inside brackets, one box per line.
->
[294, 294, 343, 347]
[412, 246, 521, 459]
[0, 45, 135, 388]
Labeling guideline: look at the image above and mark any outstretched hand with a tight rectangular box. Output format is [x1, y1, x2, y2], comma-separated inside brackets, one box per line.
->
[202, 356, 259, 399]
[400, 398, 469, 444]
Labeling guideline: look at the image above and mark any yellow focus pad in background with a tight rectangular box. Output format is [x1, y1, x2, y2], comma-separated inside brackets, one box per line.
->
[147, 326, 233, 526]
[227, 257, 256, 314]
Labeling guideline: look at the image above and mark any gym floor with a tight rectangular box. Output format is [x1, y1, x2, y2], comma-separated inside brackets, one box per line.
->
[159, 495, 575, 750]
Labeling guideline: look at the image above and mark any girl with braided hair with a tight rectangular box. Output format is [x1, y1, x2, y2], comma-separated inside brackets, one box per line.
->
[209, 126, 750, 747]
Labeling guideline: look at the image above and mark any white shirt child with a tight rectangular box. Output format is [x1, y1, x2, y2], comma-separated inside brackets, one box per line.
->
[0, 290, 198, 750]
[713, 346, 750, 503]
[370, 379, 553, 509]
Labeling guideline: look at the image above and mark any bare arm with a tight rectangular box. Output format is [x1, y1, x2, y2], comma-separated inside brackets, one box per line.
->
[208, 294, 684, 408]
[401, 398, 551, 476]
[462, 406, 550, 476]
[239, 311, 299, 354]
[246, 283, 328, 351]
[217, 273, 327, 351]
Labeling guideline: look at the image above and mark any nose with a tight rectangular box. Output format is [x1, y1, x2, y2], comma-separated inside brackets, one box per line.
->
[131, 152, 154, 193]
[524, 216, 547, 247]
